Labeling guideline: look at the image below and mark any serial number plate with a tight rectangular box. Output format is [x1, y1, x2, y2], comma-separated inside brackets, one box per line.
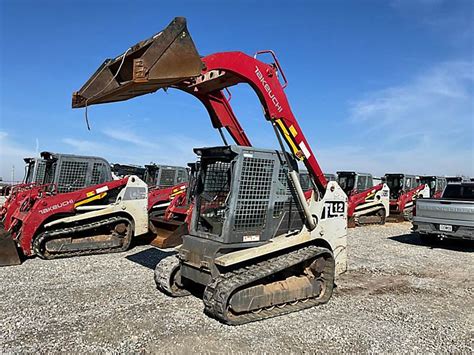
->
[439, 224, 452, 232]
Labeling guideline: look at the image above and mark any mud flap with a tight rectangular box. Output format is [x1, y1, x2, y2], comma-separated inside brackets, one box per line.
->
[0, 229, 21, 266]
[72, 17, 203, 108]
[149, 218, 188, 249]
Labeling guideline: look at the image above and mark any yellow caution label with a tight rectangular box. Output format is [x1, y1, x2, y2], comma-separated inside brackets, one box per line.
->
[86, 191, 95, 197]
[289, 125, 298, 137]
[170, 190, 186, 198]
[275, 119, 304, 161]
[75, 192, 107, 207]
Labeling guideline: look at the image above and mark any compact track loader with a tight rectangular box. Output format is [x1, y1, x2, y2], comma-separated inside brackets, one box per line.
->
[0, 175, 148, 266]
[419, 175, 447, 199]
[324, 173, 337, 182]
[385, 173, 430, 222]
[111, 163, 146, 180]
[144, 163, 190, 246]
[1, 152, 112, 224]
[0, 149, 194, 264]
[72, 17, 347, 325]
[337, 171, 389, 227]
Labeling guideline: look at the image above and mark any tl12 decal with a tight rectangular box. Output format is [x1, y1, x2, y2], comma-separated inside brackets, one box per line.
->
[321, 201, 345, 219]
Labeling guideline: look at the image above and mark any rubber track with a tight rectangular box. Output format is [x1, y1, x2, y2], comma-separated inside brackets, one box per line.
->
[155, 255, 190, 297]
[354, 208, 386, 226]
[32, 216, 132, 260]
[202, 245, 334, 325]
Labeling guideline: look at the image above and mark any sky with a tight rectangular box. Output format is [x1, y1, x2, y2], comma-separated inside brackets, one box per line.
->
[0, 0, 473, 182]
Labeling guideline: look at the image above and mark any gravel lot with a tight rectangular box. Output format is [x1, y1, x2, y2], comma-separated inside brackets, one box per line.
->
[1, 222, 472, 353]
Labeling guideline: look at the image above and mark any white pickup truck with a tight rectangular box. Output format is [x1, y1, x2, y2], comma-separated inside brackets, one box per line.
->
[412, 182, 474, 242]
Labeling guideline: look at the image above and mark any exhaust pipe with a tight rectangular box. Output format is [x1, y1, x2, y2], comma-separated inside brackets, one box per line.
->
[72, 17, 203, 108]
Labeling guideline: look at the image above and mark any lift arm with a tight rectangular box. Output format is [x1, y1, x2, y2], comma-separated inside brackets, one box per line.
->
[179, 52, 327, 191]
[72, 17, 327, 192]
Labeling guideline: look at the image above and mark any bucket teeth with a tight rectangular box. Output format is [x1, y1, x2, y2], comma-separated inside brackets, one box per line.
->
[72, 17, 203, 108]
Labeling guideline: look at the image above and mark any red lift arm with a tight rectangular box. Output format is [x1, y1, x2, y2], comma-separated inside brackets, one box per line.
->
[72, 17, 327, 192]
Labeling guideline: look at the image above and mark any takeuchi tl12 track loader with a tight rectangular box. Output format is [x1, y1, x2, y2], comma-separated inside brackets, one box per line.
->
[0, 151, 193, 265]
[110, 162, 192, 246]
[145, 164, 190, 247]
[385, 173, 430, 222]
[419, 175, 447, 199]
[1, 152, 113, 232]
[336, 171, 390, 227]
[324, 173, 337, 182]
[71, 17, 347, 324]
[0, 175, 148, 266]
[111, 163, 146, 180]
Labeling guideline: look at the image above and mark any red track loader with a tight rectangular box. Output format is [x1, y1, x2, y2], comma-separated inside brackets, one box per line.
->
[419, 175, 447, 199]
[111, 163, 146, 180]
[337, 171, 389, 227]
[1, 152, 113, 232]
[0, 176, 148, 266]
[144, 163, 190, 246]
[0, 150, 196, 265]
[71, 17, 348, 324]
[385, 173, 430, 222]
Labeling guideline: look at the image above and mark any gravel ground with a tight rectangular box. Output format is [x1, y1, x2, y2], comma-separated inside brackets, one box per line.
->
[0, 223, 472, 353]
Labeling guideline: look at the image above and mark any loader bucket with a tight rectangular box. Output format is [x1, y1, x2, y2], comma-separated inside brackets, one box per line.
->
[148, 218, 188, 249]
[72, 17, 203, 108]
[0, 229, 21, 266]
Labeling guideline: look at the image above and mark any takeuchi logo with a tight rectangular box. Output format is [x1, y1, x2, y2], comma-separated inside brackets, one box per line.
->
[39, 199, 74, 215]
[255, 66, 283, 113]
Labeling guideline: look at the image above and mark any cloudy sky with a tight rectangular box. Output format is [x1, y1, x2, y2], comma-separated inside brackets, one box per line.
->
[0, 0, 473, 182]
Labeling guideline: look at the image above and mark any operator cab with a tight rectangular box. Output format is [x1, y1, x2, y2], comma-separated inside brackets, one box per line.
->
[336, 171, 374, 196]
[193, 146, 305, 243]
[23, 157, 47, 184]
[446, 176, 467, 184]
[419, 176, 447, 198]
[324, 173, 336, 182]
[298, 170, 312, 191]
[111, 164, 146, 180]
[40, 152, 112, 193]
[385, 173, 418, 200]
[442, 182, 474, 201]
[144, 164, 189, 188]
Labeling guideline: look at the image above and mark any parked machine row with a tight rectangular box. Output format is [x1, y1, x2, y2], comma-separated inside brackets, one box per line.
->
[0, 17, 471, 325]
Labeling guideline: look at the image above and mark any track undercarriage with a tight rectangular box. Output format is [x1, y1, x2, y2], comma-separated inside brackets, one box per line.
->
[156, 244, 334, 325]
[33, 216, 134, 259]
[349, 208, 386, 227]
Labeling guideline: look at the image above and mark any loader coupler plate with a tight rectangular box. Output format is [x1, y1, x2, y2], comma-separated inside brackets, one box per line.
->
[0, 229, 21, 267]
[72, 17, 203, 108]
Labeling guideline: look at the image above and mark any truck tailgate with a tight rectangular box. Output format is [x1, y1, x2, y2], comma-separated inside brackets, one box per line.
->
[414, 199, 474, 227]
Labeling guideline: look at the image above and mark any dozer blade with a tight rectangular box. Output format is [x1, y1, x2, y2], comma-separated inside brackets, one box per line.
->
[72, 17, 203, 108]
[0, 229, 21, 267]
[149, 218, 188, 249]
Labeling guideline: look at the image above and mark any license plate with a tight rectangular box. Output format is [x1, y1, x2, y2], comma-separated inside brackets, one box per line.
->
[439, 224, 452, 232]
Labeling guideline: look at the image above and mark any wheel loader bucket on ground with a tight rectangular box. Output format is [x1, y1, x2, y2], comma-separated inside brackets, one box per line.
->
[0, 229, 21, 267]
[72, 17, 203, 108]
